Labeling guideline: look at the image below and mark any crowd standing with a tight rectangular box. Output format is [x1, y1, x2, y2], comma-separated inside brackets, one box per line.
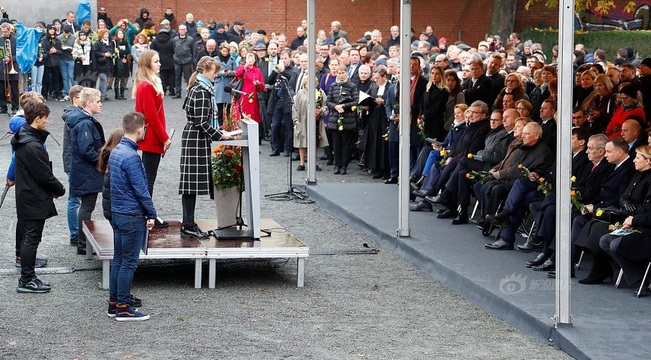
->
[5, 6, 651, 321]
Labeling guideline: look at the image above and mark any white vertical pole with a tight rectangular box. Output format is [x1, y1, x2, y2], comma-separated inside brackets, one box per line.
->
[306, 0, 317, 184]
[397, 0, 411, 237]
[555, 0, 574, 325]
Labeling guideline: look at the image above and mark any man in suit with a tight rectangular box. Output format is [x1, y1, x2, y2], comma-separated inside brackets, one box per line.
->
[487, 54, 505, 106]
[621, 118, 648, 156]
[268, 50, 298, 157]
[347, 47, 362, 86]
[484, 122, 554, 250]
[539, 99, 557, 155]
[463, 58, 492, 105]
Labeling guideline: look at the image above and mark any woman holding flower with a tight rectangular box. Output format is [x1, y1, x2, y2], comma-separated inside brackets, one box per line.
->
[575, 145, 651, 285]
[179, 56, 232, 239]
[235, 53, 266, 124]
[326, 64, 359, 175]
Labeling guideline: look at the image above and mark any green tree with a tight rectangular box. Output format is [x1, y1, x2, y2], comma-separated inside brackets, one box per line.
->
[524, 0, 637, 14]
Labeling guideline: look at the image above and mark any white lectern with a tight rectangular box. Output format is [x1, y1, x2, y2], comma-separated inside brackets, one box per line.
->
[213, 119, 261, 239]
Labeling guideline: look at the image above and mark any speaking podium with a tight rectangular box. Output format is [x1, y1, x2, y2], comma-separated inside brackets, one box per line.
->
[212, 119, 261, 239]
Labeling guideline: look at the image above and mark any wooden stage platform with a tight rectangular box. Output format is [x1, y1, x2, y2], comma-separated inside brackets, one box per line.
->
[82, 218, 309, 289]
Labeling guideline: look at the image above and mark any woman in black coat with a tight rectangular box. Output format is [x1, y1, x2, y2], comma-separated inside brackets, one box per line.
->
[598, 146, 651, 290]
[179, 56, 231, 238]
[326, 64, 359, 175]
[579, 145, 651, 285]
[363, 67, 390, 178]
[92, 29, 114, 101]
[420, 65, 448, 142]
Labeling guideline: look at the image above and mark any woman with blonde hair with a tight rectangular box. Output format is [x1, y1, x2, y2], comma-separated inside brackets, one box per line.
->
[420, 65, 448, 141]
[133, 50, 171, 227]
[179, 56, 232, 238]
[493, 72, 528, 111]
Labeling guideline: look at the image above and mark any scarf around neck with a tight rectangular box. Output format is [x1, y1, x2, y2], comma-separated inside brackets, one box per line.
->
[196, 73, 219, 125]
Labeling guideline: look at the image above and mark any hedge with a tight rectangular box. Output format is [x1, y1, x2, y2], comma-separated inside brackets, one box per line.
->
[520, 28, 651, 61]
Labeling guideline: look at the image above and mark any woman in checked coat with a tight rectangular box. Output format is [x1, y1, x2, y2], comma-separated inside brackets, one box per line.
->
[179, 56, 232, 239]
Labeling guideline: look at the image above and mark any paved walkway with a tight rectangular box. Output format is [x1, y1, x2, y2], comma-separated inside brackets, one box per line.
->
[308, 182, 650, 360]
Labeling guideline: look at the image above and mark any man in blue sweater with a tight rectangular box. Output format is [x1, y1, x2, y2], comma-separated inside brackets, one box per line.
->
[107, 112, 156, 321]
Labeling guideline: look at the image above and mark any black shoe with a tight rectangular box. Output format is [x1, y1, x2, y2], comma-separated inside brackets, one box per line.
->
[484, 239, 514, 250]
[485, 211, 510, 227]
[547, 268, 575, 279]
[292, 154, 300, 161]
[436, 208, 448, 215]
[269, 152, 280, 157]
[17, 277, 51, 293]
[517, 240, 543, 252]
[436, 208, 457, 219]
[341, 167, 347, 175]
[69, 236, 78, 246]
[130, 294, 143, 307]
[315, 165, 322, 171]
[410, 176, 425, 190]
[283, 152, 291, 157]
[372, 173, 383, 179]
[297, 165, 305, 171]
[451, 212, 469, 225]
[384, 177, 398, 184]
[525, 253, 548, 268]
[425, 194, 447, 205]
[172, 94, 182, 99]
[334, 167, 341, 175]
[413, 189, 430, 198]
[635, 287, 651, 297]
[181, 224, 208, 239]
[326, 159, 333, 165]
[578, 272, 613, 284]
[15, 256, 48, 268]
[319, 155, 329, 160]
[409, 200, 433, 212]
[532, 259, 554, 271]
[154, 218, 169, 228]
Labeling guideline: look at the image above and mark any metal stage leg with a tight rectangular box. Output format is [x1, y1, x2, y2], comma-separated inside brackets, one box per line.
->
[102, 260, 110, 290]
[209, 259, 216, 289]
[194, 259, 202, 288]
[297, 258, 305, 287]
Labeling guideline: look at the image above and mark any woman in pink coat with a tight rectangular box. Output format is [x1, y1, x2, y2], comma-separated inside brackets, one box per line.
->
[235, 53, 266, 123]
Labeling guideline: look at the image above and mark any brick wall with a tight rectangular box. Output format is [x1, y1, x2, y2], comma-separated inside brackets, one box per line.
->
[99, 0, 496, 46]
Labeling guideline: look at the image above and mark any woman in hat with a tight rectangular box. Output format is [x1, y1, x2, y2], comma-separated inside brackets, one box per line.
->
[606, 83, 646, 138]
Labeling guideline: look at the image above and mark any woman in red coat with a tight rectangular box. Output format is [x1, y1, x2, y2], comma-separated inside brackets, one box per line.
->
[606, 83, 646, 138]
[132, 50, 171, 214]
[235, 53, 266, 123]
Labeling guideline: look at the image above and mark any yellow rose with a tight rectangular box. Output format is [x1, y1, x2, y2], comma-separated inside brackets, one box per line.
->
[440, 150, 447, 156]
[467, 153, 473, 159]
[596, 209, 604, 217]
[571, 176, 576, 183]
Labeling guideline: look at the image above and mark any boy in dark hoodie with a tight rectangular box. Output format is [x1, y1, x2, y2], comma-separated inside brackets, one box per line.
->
[62, 85, 83, 246]
[134, 8, 149, 30]
[11, 101, 66, 293]
[6, 92, 50, 268]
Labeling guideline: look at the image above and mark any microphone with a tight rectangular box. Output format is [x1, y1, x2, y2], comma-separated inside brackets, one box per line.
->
[224, 86, 252, 97]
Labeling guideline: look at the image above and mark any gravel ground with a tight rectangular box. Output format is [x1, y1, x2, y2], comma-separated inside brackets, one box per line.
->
[0, 95, 570, 359]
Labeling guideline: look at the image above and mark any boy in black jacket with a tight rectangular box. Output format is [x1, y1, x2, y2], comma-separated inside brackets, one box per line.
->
[11, 101, 66, 293]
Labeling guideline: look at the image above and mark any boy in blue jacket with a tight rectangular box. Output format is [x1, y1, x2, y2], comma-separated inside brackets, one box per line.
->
[107, 112, 156, 321]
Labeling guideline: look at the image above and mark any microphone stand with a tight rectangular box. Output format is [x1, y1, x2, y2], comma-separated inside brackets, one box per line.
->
[264, 76, 313, 203]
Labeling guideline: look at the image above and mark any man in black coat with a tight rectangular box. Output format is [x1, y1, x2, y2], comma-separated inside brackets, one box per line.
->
[151, 29, 175, 97]
[539, 99, 557, 155]
[227, 20, 245, 43]
[484, 122, 553, 250]
[267, 50, 298, 156]
[12, 102, 66, 293]
[463, 58, 493, 106]
[487, 54, 505, 106]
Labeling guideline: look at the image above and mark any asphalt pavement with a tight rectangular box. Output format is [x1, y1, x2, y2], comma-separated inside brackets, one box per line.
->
[0, 93, 569, 359]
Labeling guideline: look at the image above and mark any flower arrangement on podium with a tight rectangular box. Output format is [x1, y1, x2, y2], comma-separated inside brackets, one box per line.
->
[211, 105, 246, 226]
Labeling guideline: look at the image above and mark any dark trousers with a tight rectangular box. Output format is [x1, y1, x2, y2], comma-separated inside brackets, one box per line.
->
[270, 101, 291, 154]
[388, 141, 399, 178]
[15, 219, 24, 257]
[42, 65, 62, 99]
[499, 179, 537, 244]
[78, 193, 99, 251]
[182, 194, 197, 226]
[332, 129, 354, 168]
[411, 147, 432, 179]
[409, 145, 422, 172]
[443, 158, 488, 208]
[0, 79, 19, 111]
[160, 69, 175, 96]
[141, 151, 162, 196]
[475, 179, 509, 218]
[174, 63, 193, 95]
[20, 219, 45, 281]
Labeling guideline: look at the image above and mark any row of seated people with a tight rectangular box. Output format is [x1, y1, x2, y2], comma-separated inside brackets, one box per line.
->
[407, 96, 651, 296]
